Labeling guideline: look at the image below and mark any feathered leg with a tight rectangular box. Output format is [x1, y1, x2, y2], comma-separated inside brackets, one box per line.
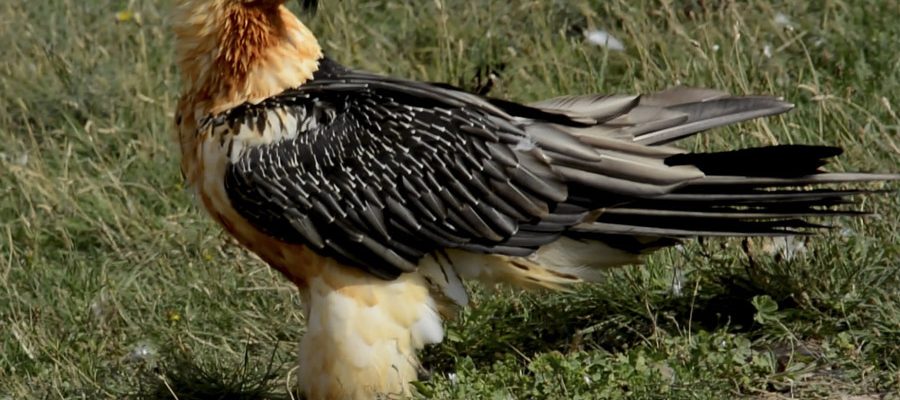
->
[296, 260, 444, 400]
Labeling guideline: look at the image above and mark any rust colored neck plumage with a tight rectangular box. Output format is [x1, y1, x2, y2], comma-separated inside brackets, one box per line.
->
[174, 0, 322, 114]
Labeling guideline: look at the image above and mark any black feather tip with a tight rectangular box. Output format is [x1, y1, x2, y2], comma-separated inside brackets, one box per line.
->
[299, 0, 318, 14]
[665, 145, 844, 178]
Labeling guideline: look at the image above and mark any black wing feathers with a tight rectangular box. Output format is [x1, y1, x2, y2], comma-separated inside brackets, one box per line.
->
[220, 59, 895, 279]
[223, 65, 586, 279]
[665, 145, 842, 177]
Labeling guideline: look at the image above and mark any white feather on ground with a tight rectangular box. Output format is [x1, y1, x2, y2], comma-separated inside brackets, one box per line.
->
[585, 29, 625, 51]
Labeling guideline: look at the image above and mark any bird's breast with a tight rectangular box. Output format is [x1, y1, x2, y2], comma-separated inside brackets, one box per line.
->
[189, 129, 325, 286]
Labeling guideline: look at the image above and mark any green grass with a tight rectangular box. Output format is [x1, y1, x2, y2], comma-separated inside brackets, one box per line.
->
[1, 0, 898, 398]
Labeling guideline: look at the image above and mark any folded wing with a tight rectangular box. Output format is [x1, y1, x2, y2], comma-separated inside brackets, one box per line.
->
[214, 62, 897, 280]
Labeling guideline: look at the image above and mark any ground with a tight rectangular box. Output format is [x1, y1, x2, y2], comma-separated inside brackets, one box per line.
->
[1, 0, 898, 399]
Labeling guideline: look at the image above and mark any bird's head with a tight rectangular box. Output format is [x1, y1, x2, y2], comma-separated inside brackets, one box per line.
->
[172, 0, 322, 112]
[216, 0, 318, 7]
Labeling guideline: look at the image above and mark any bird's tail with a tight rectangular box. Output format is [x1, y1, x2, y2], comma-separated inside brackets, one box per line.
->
[578, 147, 895, 238]
[523, 87, 899, 240]
[486, 87, 900, 285]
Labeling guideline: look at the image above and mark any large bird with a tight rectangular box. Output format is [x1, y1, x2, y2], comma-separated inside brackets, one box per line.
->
[171, 0, 897, 398]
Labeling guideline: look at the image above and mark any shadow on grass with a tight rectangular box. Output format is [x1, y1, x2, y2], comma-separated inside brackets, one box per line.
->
[422, 265, 805, 373]
[134, 346, 294, 400]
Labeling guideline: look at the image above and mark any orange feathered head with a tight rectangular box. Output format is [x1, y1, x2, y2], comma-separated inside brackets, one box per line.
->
[172, 0, 322, 112]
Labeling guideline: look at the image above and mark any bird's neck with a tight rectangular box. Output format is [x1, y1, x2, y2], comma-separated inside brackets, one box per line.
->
[173, 1, 322, 114]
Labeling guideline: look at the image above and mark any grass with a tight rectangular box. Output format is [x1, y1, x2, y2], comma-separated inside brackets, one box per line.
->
[1, 0, 898, 398]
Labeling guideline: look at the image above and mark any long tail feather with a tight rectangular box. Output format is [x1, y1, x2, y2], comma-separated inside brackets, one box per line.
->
[523, 87, 898, 242]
